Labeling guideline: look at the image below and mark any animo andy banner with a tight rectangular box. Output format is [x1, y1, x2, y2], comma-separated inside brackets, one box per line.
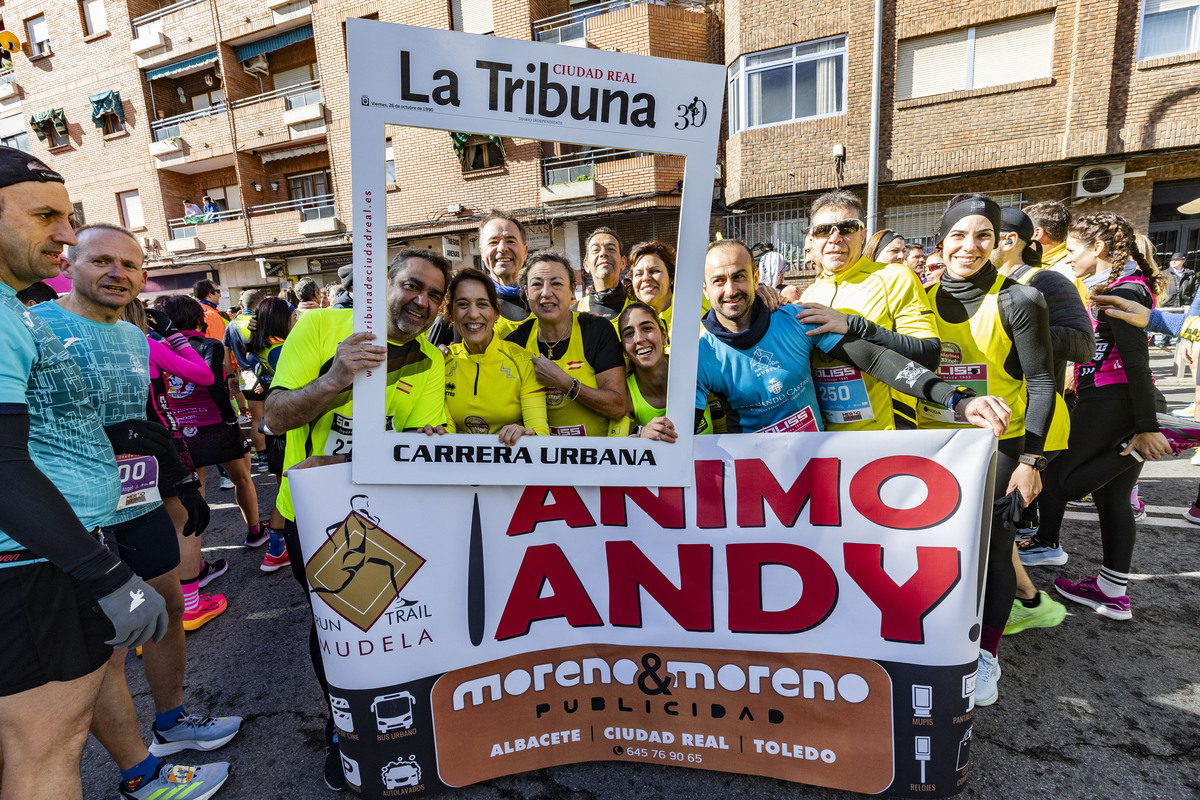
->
[290, 429, 998, 799]
[346, 19, 724, 487]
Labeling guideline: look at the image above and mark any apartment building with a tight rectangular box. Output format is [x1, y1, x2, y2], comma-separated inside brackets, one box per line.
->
[0, 0, 714, 305]
[721, 0, 1200, 270]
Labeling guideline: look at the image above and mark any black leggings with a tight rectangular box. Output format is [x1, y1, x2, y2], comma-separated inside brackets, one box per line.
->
[1037, 390, 1144, 575]
[984, 438, 1021, 631]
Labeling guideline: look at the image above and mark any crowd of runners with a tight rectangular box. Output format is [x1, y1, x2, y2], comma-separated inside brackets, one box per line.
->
[1, 141, 1198, 799]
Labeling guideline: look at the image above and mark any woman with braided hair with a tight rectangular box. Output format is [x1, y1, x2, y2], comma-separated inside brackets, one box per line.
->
[1036, 213, 1171, 621]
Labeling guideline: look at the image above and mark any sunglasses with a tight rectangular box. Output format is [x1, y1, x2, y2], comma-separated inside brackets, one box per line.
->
[809, 219, 865, 238]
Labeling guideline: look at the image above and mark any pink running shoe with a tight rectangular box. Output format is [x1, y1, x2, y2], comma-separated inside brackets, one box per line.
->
[1054, 575, 1131, 620]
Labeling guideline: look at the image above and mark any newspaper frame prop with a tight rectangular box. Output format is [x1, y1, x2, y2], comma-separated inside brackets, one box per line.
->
[292, 428, 999, 799]
[348, 19, 724, 487]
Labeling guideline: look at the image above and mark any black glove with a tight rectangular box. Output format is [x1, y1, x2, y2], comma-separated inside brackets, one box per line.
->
[992, 488, 1026, 528]
[145, 308, 180, 340]
[96, 573, 170, 649]
[177, 478, 210, 537]
[104, 419, 172, 456]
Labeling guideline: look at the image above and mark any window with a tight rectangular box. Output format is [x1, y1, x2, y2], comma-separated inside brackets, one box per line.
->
[385, 138, 396, 185]
[897, 12, 1054, 100]
[82, 0, 108, 36]
[204, 185, 241, 217]
[461, 135, 504, 172]
[26, 16, 50, 56]
[118, 190, 144, 229]
[288, 170, 334, 220]
[451, 0, 494, 34]
[72, 202, 85, 226]
[1139, 0, 1200, 59]
[90, 90, 125, 135]
[191, 89, 226, 112]
[727, 36, 846, 134]
[30, 109, 70, 148]
[883, 192, 1024, 247]
[2, 132, 29, 152]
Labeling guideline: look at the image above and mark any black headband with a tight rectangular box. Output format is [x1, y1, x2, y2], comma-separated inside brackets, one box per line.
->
[935, 197, 1003, 246]
[0, 146, 64, 189]
[874, 231, 901, 260]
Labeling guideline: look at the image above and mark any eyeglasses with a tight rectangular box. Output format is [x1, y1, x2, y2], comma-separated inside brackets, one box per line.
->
[809, 219, 865, 238]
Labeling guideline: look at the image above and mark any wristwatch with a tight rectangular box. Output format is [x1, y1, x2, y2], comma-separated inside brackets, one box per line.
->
[1018, 453, 1048, 471]
[947, 386, 977, 419]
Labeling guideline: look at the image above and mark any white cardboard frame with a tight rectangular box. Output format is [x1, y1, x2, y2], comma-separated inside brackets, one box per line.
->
[348, 19, 725, 486]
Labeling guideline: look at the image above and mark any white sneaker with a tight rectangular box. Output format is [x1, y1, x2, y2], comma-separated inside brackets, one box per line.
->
[1191, 450, 1200, 467]
[219, 476, 234, 490]
[975, 650, 1001, 707]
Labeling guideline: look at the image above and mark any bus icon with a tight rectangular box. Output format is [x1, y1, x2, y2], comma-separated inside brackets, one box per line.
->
[371, 691, 416, 732]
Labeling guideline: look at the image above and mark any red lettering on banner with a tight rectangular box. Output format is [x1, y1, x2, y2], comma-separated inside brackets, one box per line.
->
[735, 458, 841, 528]
[607, 542, 714, 631]
[495, 544, 603, 640]
[599, 487, 685, 528]
[506, 487, 596, 536]
[842, 544, 961, 643]
[727, 544, 838, 633]
[695, 460, 726, 528]
[849, 456, 960, 529]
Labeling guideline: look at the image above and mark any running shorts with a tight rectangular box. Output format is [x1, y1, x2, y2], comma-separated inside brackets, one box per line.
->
[102, 504, 181, 581]
[0, 561, 112, 696]
[182, 420, 247, 468]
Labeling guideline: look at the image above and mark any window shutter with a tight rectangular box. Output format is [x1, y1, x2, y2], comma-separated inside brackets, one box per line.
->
[83, 0, 108, 34]
[896, 30, 968, 100]
[972, 12, 1054, 90]
[451, 0, 494, 34]
[1143, 0, 1198, 13]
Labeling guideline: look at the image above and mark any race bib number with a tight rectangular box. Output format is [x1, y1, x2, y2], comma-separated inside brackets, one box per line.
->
[755, 405, 819, 434]
[324, 412, 354, 456]
[239, 368, 258, 392]
[918, 364, 988, 424]
[115, 454, 160, 510]
[549, 424, 586, 437]
[814, 365, 874, 424]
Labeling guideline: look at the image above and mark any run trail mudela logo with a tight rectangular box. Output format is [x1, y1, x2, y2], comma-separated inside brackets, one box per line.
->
[307, 495, 426, 631]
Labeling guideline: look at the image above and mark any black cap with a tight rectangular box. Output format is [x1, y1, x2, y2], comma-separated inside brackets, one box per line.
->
[337, 263, 353, 290]
[935, 196, 1004, 247]
[999, 207, 1036, 243]
[1171, 252, 1186, 261]
[0, 146, 64, 189]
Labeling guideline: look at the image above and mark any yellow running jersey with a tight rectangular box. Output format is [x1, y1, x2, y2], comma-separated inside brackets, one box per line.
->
[919, 275, 1026, 439]
[272, 309, 446, 520]
[444, 336, 549, 436]
[801, 257, 938, 431]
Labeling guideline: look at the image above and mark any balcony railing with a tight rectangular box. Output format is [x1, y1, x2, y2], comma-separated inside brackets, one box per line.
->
[248, 193, 335, 222]
[167, 207, 243, 239]
[542, 147, 648, 185]
[229, 79, 322, 111]
[131, 0, 208, 37]
[151, 103, 226, 141]
[532, 0, 704, 44]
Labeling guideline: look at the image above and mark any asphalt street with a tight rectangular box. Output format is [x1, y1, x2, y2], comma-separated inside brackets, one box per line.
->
[81, 350, 1200, 800]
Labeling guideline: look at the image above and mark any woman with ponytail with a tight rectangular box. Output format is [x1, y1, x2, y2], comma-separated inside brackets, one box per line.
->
[1036, 213, 1171, 622]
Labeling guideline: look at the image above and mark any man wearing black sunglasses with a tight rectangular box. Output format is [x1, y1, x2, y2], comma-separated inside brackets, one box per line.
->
[795, 190, 941, 431]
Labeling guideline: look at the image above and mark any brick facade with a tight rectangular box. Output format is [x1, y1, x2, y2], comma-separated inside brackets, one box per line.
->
[723, 0, 1200, 249]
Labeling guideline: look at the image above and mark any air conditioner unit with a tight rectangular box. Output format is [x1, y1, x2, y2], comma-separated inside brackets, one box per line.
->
[139, 235, 157, 250]
[1074, 163, 1125, 199]
[241, 54, 269, 75]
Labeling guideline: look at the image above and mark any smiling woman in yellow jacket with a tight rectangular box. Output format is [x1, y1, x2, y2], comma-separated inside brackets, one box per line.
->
[443, 268, 549, 445]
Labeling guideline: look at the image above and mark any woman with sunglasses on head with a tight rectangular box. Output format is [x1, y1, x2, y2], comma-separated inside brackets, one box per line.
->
[1034, 214, 1170, 622]
[615, 302, 712, 441]
[916, 194, 1058, 708]
[443, 268, 549, 444]
[504, 251, 627, 437]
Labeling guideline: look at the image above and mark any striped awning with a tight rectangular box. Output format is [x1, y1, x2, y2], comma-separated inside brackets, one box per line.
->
[146, 50, 218, 81]
[233, 24, 313, 62]
[29, 108, 67, 140]
[89, 90, 125, 127]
